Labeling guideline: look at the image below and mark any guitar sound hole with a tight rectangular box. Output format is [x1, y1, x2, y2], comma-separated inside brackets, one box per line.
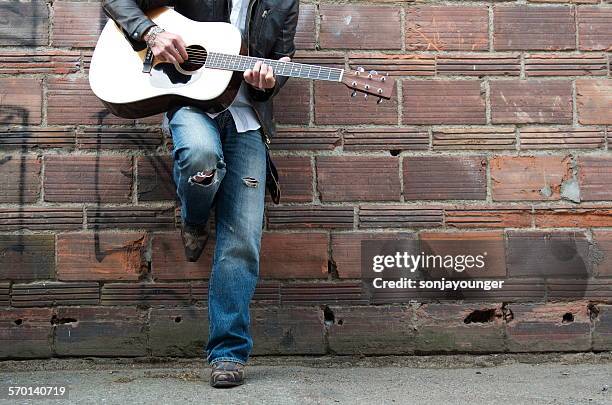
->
[180, 45, 207, 72]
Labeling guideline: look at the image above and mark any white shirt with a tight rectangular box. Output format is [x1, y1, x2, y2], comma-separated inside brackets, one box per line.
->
[205, 0, 261, 133]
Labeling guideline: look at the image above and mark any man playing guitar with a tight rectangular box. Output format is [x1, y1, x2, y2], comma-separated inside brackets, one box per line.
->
[102, 0, 298, 388]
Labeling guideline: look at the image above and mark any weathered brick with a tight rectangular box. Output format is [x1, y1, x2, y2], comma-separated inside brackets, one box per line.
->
[54, 307, 147, 356]
[0, 78, 43, 125]
[403, 80, 486, 125]
[0, 235, 54, 281]
[11, 282, 99, 307]
[136, 155, 175, 201]
[280, 282, 367, 305]
[414, 304, 505, 353]
[52, 1, 105, 48]
[405, 6, 488, 51]
[436, 54, 520, 77]
[315, 81, 398, 125]
[44, 155, 133, 203]
[579, 156, 612, 201]
[535, 207, 612, 228]
[320, 5, 401, 49]
[433, 127, 516, 150]
[525, 54, 608, 77]
[47, 77, 133, 125]
[151, 232, 213, 281]
[272, 156, 313, 203]
[149, 307, 208, 357]
[295, 4, 316, 50]
[260, 232, 329, 279]
[494, 6, 576, 51]
[343, 127, 428, 152]
[0, 308, 53, 359]
[490, 80, 573, 124]
[548, 279, 612, 301]
[78, 127, 164, 150]
[316, 156, 400, 202]
[293, 51, 344, 69]
[270, 128, 341, 151]
[0, 1, 48, 46]
[520, 127, 605, 150]
[327, 306, 416, 355]
[0, 127, 76, 149]
[331, 232, 416, 278]
[0, 283, 8, 307]
[359, 205, 443, 228]
[0, 207, 83, 231]
[57, 232, 147, 281]
[348, 53, 435, 77]
[506, 302, 591, 352]
[403, 156, 486, 200]
[0, 155, 41, 203]
[593, 305, 612, 351]
[101, 283, 191, 306]
[251, 307, 326, 355]
[578, 7, 612, 51]
[490, 156, 572, 201]
[266, 206, 354, 229]
[593, 231, 612, 277]
[576, 79, 612, 125]
[86, 206, 175, 230]
[275, 79, 310, 125]
[445, 205, 533, 229]
[0, 50, 80, 74]
[506, 231, 590, 278]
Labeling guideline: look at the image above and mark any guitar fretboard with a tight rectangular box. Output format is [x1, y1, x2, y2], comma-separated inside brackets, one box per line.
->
[204, 52, 343, 82]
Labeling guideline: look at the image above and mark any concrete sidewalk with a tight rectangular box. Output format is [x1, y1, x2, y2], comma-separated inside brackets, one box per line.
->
[0, 354, 611, 405]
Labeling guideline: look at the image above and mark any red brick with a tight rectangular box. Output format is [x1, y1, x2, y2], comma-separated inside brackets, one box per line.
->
[137, 155, 176, 201]
[414, 304, 505, 353]
[0, 155, 41, 203]
[490, 80, 573, 124]
[47, 77, 134, 125]
[11, 282, 99, 307]
[506, 231, 590, 278]
[57, 232, 147, 281]
[86, 206, 175, 230]
[405, 6, 489, 52]
[445, 205, 533, 229]
[548, 279, 612, 301]
[520, 126, 605, 150]
[403, 156, 486, 200]
[267, 206, 354, 229]
[593, 231, 612, 277]
[272, 156, 313, 203]
[0, 1, 48, 46]
[578, 7, 612, 51]
[78, 127, 164, 150]
[0, 50, 80, 74]
[293, 51, 344, 69]
[44, 155, 133, 203]
[0, 127, 76, 149]
[316, 156, 400, 202]
[344, 127, 428, 152]
[0, 207, 83, 231]
[149, 307, 208, 356]
[436, 54, 520, 76]
[151, 232, 213, 280]
[275, 79, 310, 125]
[331, 232, 416, 278]
[315, 81, 398, 125]
[295, 4, 316, 50]
[0, 235, 55, 281]
[260, 232, 329, 279]
[578, 156, 612, 201]
[490, 156, 573, 201]
[320, 5, 401, 49]
[0, 308, 53, 358]
[280, 282, 366, 305]
[593, 304, 612, 351]
[52, 1, 104, 48]
[101, 283, 191, 306]
[270, 127, 341, 151]
[403, 80, 485, 125]
[525, 54, 608, 77]
[0, 78, 43, 125]
[506, 302, 591, 352]
[494, 6, 576, 51]
[359, 205, 443, 228]
[433, 127, 516, 150]
[576, 79, 612, 125]
[54, 307, 147, 356]
[535, 206, 612, 228]
[348, 53, 435, 77]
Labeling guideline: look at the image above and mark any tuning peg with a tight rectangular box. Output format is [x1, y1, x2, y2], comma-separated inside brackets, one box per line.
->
[377, 97, 383, 104]
[368, 70, 378, 78]
[364, 93, 368, 100]
[351, 90, 357, 97]
[381, 72, 389, 82]
[355, 66, 365, 75]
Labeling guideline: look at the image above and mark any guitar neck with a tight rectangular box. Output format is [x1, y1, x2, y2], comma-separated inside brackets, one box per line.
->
[204, 52, 344, 82]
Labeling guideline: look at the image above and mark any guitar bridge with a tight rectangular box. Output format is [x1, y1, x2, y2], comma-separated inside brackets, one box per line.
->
[142, 48, 154, 74]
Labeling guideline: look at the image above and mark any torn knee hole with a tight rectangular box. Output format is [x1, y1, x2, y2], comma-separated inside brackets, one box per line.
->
[242, 177, 259, 188]
[189, 169, 216, 186]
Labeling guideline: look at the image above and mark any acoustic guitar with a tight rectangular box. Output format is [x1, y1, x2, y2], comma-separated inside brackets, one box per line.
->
[89, 7, 395, 119]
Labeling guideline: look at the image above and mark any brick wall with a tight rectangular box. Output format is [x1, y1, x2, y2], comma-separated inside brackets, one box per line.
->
[1, 0, 611, 358]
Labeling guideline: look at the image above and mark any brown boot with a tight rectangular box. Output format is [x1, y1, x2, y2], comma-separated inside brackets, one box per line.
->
[180, 222, 210, 262]
[210, 361, 245, 388]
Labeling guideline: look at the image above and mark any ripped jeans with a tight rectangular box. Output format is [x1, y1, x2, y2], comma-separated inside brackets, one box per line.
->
[167, 106, 266, 366]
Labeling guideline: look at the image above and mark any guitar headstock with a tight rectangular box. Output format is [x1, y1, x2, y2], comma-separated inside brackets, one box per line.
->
[341, 67, 395, 103]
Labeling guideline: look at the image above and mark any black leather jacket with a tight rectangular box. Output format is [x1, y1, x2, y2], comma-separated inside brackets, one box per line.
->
[101, 0, 300, 204]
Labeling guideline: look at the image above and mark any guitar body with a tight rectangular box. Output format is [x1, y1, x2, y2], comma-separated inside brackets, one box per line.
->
[89, 7, 244, 119]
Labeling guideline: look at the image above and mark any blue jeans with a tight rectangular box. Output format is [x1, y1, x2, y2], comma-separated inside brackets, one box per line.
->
[167, 106, 266, 366]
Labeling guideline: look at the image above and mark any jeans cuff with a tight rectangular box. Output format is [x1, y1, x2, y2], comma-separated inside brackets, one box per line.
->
[209, 356, 247, 366]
